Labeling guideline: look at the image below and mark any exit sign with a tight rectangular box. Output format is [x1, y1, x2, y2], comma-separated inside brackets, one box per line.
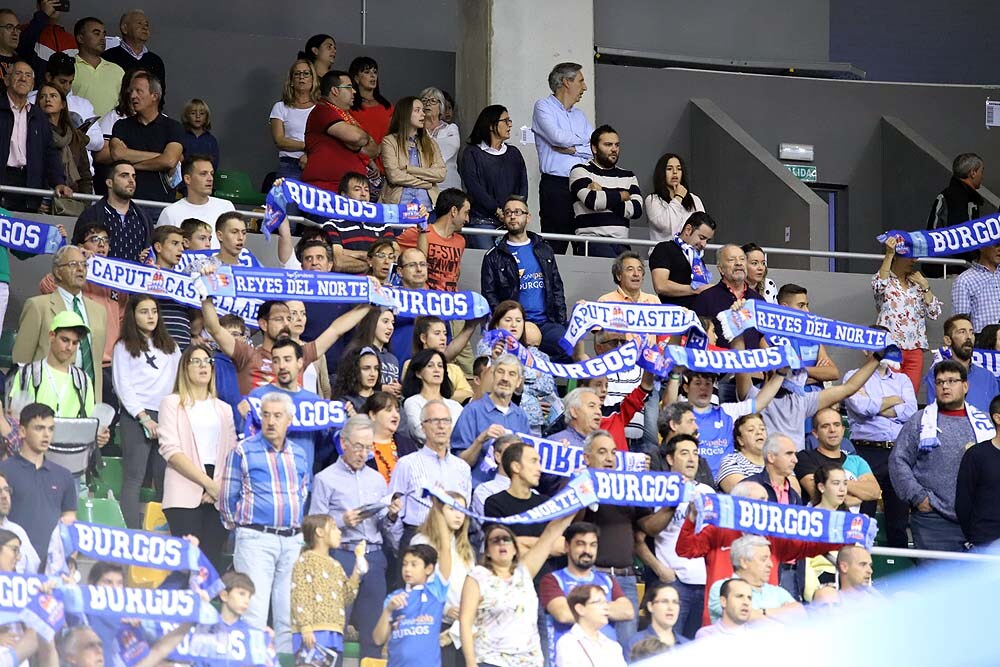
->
[784, 164, 817, 183]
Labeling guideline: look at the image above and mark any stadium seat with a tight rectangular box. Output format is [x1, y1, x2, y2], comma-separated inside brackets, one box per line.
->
[0, 329, 16, 370]
[215, 170, 265, 207]
[277, 653, 295, 667]
[343, 641, 360, 659]
[360, 659, 387, 667]
[89, 456, 124, 499]
[871, 553, 915, 580]
[78, 497, 126, 529]
[139, 487, 157, 503]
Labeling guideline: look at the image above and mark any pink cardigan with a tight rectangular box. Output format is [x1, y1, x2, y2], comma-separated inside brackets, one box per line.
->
[157, 394, 237, 510]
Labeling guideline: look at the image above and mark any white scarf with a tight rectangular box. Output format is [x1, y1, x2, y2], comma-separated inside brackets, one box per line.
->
[919, 401, 995, 451]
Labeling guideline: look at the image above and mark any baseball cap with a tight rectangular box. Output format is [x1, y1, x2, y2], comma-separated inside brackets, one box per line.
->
[50, 310, 90, 334]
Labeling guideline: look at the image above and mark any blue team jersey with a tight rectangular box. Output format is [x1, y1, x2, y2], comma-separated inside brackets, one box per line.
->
[509, 241, 546, 321]
[545, 568, 619, 665]
[693, 398, 755, 477]
[385, 572, 448, 667]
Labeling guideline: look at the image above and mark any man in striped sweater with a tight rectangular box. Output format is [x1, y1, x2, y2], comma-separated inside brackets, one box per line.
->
[569, 124, 643, 257]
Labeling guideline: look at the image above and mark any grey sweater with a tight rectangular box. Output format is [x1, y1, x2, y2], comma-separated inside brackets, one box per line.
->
[890, 410, 974, 520]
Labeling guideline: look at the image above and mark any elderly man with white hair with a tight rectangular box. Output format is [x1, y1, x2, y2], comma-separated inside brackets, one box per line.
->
[706, 535, 806, 623]
[219, 391, 308, 652]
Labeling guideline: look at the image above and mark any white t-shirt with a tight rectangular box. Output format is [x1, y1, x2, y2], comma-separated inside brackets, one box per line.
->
[653, 481, 713, 585]
[188, 399, 221, 466]
[269, 101, 314, 159]
[156, 196, 235, 250]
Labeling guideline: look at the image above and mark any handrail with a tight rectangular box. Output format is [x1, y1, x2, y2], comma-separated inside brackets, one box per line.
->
[0, 184, 968, 267]
[870, 546, 999, 563]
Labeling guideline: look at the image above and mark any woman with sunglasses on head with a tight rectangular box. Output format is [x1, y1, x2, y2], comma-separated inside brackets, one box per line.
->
[460, 513, 575, 667]
[157, 342, 237, 570]
[420, 86, 462, 192]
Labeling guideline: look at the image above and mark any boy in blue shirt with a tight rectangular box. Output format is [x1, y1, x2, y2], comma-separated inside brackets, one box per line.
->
[374, 544, 451, 667]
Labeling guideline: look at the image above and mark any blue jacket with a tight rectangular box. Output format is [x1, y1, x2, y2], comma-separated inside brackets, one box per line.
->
[0, 93, 65, 191]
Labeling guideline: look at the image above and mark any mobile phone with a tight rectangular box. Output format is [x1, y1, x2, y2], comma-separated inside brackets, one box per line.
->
[54, 1, 70, 11]
[387, 262, 401, 287]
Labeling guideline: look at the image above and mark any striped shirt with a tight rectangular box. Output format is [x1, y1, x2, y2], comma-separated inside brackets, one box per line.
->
[568, 160, 643, 239]
[322, 219, 395, 253]
[219, 431, 309, 530]
[388, 446, 471, 527]
[951, 261, 1000, 332]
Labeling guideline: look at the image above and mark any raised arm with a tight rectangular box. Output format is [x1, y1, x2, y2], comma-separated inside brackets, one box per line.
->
[445, 316, 485, 361]
[200, 293, 236, 358]
[314, 304, 374, 356]
[520, 512, 576, 578]
[816, 356, 880, 412]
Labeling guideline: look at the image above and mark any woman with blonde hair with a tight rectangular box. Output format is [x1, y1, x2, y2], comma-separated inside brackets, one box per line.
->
[157, 342, 237, 569]
[270, 59, 319, 180]
[420, 86, 462, 191]
[380, 95, 445, 206]
[413, 493, 475, 665]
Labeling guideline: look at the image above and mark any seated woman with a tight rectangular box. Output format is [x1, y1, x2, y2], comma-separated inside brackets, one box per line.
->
[803, 463, 849, 602]
[332, 347, 383, 413]
[401, 349, 463, 444]
[715, 413, 767, 493]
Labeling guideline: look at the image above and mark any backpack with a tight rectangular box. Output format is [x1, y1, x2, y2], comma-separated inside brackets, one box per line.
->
[10, 360, 88, 418]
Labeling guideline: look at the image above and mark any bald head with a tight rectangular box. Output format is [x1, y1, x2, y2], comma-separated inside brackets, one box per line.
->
[718, 244, 747, 285]
[731, 481, 768, 501]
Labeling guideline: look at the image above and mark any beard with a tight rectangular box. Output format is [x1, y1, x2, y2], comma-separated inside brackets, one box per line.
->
[952, 343, 973, 361]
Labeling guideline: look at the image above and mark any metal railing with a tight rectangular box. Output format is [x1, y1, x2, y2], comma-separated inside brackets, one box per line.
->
[871, 546, 1000, 563]
[0, 184, 968, 273]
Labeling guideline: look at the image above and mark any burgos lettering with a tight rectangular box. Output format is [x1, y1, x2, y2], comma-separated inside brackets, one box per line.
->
[74, 524, 185, 568]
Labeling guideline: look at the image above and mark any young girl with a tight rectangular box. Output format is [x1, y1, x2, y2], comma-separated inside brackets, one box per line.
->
[291, 514, 367, 664]
[332, 347, 383, 413]
[804, 463, 849, 602]
[350, 308, 402, 396]
[181, 98, 220, 169]
[112, 295, 181, 529]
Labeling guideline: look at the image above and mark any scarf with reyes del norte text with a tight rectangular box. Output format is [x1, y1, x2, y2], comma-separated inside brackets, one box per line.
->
[674, 234, 713, 288]
[0, 214, 65, 255]
[933, 346, 1000, 377]
[694, 493, 879, 550]
[560, 301, 705, 353]
[263, 178, 428, 237]
[173, 247, 262, 271]
[115, 620, 278, 667]
[46, 521, 225, 598]
[423, 468, 693, 525]
[635, 339, 804, 377]
[244, 394, 348, 433]
[716, 300, 902, 361]
[878, 212, 1000, 257]
[918, 401, 995, 451]
[482, 329, 643, 379]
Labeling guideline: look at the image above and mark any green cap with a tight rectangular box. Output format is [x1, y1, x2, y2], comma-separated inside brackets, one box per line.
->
[50, 310, 90, 334]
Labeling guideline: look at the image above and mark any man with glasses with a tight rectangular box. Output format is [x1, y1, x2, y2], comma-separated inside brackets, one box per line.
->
[923, 313, 1000, 413]
[389, 247, 430, 368]
[0, 472, 39, 573]
[0, 58, 71, 212]
[481, 193, 570, 361]
[892, 358, 986, 552]
[312, 415, 402, 662]
[75, 159, 152, 262]
[13, 245, 108, 401]
[0, 6, 48, 81]
[389, 399, 471, 551]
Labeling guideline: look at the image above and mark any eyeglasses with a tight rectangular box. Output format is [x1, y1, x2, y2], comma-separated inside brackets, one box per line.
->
[502, 209, 528, 218]
[488, 535, 513, 546]
[292, 71, 313, 78]
[421, 98, 441, 106]
[333, 84, 355, 90]
[188, 357, 214, 367]
[421, 417, 452, 427]
[343, 441, 374, 453]
[935, 378, 963, 387]
[371, 252, 394, 261]
[0, 24, 20, 33]
[400, 261, 428, 270]
[85, 235, 110, 247]
[57, 261, 86, 270]
[498, 118, 514, 125]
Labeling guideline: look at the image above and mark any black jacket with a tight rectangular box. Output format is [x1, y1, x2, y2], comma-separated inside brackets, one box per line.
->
[481, 231, 567, 324]
[925, 176, 985, 273]
[0, 93, 65, 190]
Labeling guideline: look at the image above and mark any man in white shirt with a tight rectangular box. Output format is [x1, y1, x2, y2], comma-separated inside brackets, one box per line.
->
[156, 154, 234, 248]
[695, 578, 754, 639]
[0, 472, 39, 573]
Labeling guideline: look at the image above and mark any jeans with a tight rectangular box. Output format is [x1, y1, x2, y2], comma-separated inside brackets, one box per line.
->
[276, 157, 303, 181]
[855, 444, 910, 548]
[534, 321, 572, 364]
[779, 563, 803, 601]
[464, 219, 500, 250]
[580, 240, 630, 258]
[910, 510, 967, 553]
[538, 174, 577, 255]
[332, 547, 387, 660]
[120, 410, 163, 529]
[233, 527, 303, 652]
[671, 580, 704, 640]
[614, 575, 639, 646]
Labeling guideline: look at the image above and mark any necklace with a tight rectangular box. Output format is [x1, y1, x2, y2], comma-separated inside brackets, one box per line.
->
[372, 441, 398, 482]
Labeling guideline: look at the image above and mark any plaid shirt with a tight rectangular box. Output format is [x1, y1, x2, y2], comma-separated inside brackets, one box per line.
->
[952, 262, 1000, 332]
[219, 432, 309, 530]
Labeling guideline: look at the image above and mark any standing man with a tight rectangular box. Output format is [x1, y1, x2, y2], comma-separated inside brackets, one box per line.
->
[746, 434, 803, 507]
[693, 244, 762, 349]
[155, 155, 235, 239]
[481, 194, 569, 361]
[532, 62, 593, 255]
[75, 160, 151, 262]
[147, 225, 191, 348]
[110, 72, 183, 208]
[776, 284, 840, 384]
[795, 408, 882, 509]
[955, 395, 1000, 548]
[649, 213, 717, 309]
[891, 359, 993, 552]
[0, 402, 76, 565]
[312, 415, 401, 662]
[70, 17, 123, 116]
[951, 244, 1000, 334]
[389, 247, 430, 368]
[397, 188, 469, 293]
[219, 392, 307, 653]
[102, 11, 166, 93]
[925, 152, 984, 276]
[568, 124, 642, 257]
[922, 314, 1000, 413]
[843, 342, 917, 548]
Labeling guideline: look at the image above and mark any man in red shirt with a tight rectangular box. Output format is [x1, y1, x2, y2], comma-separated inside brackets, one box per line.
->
[301, 70, 379, 193]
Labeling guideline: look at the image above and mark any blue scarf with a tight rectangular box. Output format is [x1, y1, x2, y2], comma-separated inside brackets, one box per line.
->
[636, 340, 804, 376]
[517, 432, 651, 477]
[764, 334, 820, 367]
[878, 213, 1000, 257]
[383, 286, 491, 320]
[933, 346, 1000, 377]
[175, 248, 261, 271]
[0, 214, 65, 255]
[483, 329, 641, 379]
[47, 522, 224, 598]
[695, 493, 878, 550]
[716, 300, 901, 361]
[61, 585, 220, 625]
[19, 591, 65, 641]
[210, 265, 396, 307]
[0, 572, 52, 628]
[674, 234, 713, 287]
[115, 620, 278, 667]
[245, 394, 348, 433]
[263, 179, 427, 237]
[560, 301, 704, 352]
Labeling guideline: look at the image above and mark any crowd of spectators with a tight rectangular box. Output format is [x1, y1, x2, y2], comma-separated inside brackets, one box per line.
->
[0, 5, 995, 667]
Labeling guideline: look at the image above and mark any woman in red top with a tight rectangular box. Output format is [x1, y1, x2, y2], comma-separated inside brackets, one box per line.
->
[301, 70, 379, 193]
[349, 57, 393, 154]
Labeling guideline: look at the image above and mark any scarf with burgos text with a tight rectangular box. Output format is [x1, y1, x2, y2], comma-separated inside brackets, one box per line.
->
[933, 347, 1000, 377]
[695, 493, 878, 550]
[244, 394, 348, 433]
[115, 620, 278, 667]
[482, 329, 642, 379]
[46, 521, 224, 598]
[716, 300, 901, 361]
[0, 215, 65, 255]
[560, 301, 704, 353]
[635, 340, 803, 377]
[878, 212, 1000, 257]
[263, 178, 428, 237]
[60, 585, 219, 625]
